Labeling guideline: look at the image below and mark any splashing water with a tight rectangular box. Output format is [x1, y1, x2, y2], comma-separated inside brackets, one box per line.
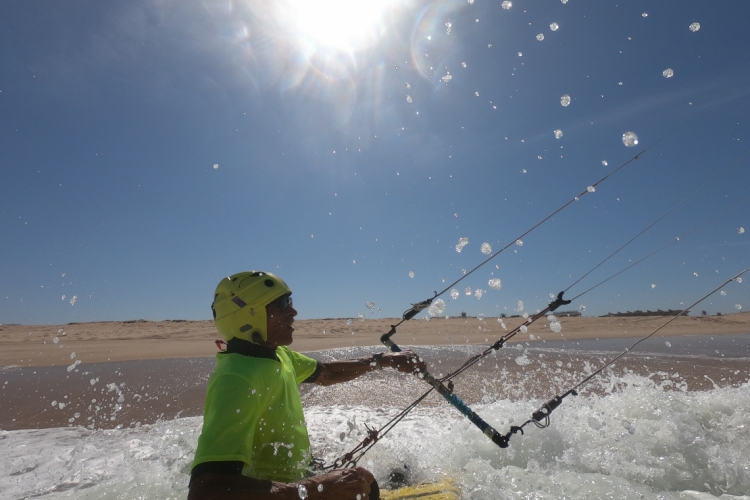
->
[517, 300, 524, 311]
[550, 321, 562, 333]
[689, 22, 701, 32]
[357, 313, 365, 322]
[560, 94, 571, 107]
[663, 68, 674, 78]
[455, 237, 469, 252]
[464, 287, 473, 296]
[297, 484, 308, 499]
[450, 289, 459, 300]
[488, 278, 502, 290]
[554, 129, 563, 139]
[428, 299, 446, 317]
[366, 302, 375, 311]
[622, 131, 639, 147]
[474, 289, 485, 299]
[70, 296, 78, 306]
[481, 242, 492, 255]
[501, 1, 512, 9]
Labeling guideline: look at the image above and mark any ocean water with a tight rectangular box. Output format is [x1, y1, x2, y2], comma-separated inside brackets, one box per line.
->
[2, 340, 750, 499]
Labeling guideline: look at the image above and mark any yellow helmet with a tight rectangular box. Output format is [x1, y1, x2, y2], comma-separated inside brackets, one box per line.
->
[212, 271, 291, 343]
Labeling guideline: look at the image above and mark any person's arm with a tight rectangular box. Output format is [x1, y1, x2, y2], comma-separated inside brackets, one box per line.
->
[315, 350, 426, 386]
[188, 467, 375, 500]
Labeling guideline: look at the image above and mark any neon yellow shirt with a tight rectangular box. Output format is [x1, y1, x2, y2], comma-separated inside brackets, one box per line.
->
[192, 347, 319, 482]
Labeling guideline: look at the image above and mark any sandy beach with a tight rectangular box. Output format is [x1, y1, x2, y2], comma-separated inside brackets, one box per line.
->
[2, 312, 750, 368]
[2, 313, 748, 432]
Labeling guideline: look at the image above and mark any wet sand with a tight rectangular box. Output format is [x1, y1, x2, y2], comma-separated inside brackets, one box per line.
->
[2, 314, 748, 431]
[2, 338, 748, 432]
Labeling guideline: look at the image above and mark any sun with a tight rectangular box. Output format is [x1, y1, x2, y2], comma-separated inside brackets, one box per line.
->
[281, 0, 402, 52]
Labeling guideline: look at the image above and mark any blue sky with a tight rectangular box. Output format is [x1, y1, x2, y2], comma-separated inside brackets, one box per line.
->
[2, 0, 749, 325]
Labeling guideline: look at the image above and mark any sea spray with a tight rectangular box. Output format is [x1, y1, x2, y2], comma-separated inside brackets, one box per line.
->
[1, 344, 749, 499]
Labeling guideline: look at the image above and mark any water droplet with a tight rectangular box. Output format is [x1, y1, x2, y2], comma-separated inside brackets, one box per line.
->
[560, 94, 571, 107]
[579, 305, 586, 311]
[515, 354, 530, 365]
[501, 0, 512, 9]
[738, 227, 745, 234]
[550, 22, 559, 31]
[561, 0, 568, 3]
[663, 68, 674, 78]
[70, 352, 76, 359]
[480, 242, 492, 255]
[441, 73, 453, 83]
[474, 289, 485, 299]
[450, 289, 459, 299]
[317, 484, 324, 493]
[517, 300, 524, 311]
[53, 337, 59, 344]
[475, 91, 480, 97]
[550, 321, 562, 333]
[554, 129, 563, 139]
[455, 237, 469, 252]
[693, 272, 699, 277]
[736, 304, 743, 310]
[347, 319, 353, 326]
[721, 290, 727, 296]
[464, 286, 473, 296]
[298, 484, 308, 499]
[737, 277, 743, 284]
[587, 186, 595, 193]
[429, 299, 446, 316]
[622, 131, 639, 147]
[602, 160, 608, 166]
[406, 95, 413, 103]
[488, 278, 502, 290]
[536, 33, 545, 41]
[213, 164, 219, 169]
[408, 271, 415, 278]
[366, 301, 375, 310]
[651, 284, 656, 289]
[642, 12, 648, 18]
[689, 22, 701, 32]
[516, 239, 524, 247]
[69, 295, 77, 306]
[665, 341, 672, 347]
[357, 313, 365, 321]
[395, 65, 399, 70]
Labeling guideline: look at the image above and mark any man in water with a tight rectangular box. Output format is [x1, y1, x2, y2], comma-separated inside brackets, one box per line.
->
[188, 271, 426, 500]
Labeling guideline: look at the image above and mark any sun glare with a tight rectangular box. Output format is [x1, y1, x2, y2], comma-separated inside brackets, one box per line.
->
[284, 0, 400, 51]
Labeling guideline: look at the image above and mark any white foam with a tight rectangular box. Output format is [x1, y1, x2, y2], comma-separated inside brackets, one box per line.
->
[2, 376, 749, 498]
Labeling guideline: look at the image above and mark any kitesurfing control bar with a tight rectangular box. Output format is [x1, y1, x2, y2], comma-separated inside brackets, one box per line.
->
[382, 333, 513, 448]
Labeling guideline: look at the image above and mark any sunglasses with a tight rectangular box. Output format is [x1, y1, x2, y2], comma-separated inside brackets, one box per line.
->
[271, 294, 293, 311]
